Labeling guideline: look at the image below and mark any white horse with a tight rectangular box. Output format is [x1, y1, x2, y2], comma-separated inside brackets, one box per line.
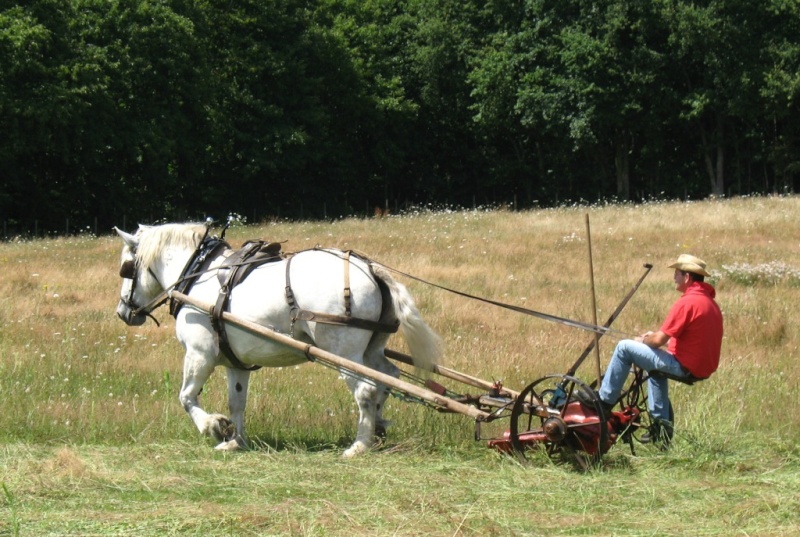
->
[114, 222, 441, 456]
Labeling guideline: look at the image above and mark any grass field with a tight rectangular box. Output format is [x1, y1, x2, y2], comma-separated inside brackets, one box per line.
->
[1, 196, 799, 535]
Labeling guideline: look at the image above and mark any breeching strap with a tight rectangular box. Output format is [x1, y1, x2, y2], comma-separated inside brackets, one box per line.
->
[284, 250, 399, 334]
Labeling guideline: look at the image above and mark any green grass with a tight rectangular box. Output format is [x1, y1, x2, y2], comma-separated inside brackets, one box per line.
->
[1, 196, 800, 535]
[1, 439, 798, 536]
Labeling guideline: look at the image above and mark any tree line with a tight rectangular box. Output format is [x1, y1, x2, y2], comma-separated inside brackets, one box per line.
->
[2, 0, 798, 235]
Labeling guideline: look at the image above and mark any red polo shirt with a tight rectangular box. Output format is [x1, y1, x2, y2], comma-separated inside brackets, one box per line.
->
[660, 281, 723, 378]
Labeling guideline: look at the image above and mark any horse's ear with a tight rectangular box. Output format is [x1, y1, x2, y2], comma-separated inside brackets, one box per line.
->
[114, 227, 139, 248]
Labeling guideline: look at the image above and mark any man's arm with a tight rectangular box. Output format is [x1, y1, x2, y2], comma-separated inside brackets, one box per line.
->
[635, 330, 670, 349]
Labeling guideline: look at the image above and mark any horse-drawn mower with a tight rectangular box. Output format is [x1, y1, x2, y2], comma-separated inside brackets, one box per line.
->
[117, 217, 668, 468]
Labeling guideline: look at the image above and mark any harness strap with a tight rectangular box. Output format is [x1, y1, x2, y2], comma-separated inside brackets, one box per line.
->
[285, 254, 297, 313]
[169, 238, 230, 317]
[210, 241, 284, 372]
[131, 235, 228, 319]
[210, 303, 261, 371]
[344, 250, 352, 316]
[291, 308, 399, 333]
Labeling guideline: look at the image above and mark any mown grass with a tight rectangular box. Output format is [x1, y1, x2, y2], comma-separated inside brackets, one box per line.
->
[1, 440, 798, 536]
[1, 196, 800, 535]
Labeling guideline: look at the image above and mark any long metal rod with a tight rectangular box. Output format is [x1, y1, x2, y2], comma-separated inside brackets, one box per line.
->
[585, 214, 603, 384]
[566, 262, 653, 378]
[384, 348, 521, 399]
[169, 291, 491, 421]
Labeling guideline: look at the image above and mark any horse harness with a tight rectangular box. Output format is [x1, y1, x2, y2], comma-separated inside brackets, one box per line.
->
[171, 240, 399, 371]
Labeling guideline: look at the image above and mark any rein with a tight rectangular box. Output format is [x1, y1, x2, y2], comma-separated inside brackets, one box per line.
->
[126, 230, 643, 344]
[371, 261, 638, 340]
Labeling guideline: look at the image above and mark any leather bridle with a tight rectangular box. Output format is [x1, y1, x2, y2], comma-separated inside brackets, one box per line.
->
[118, 223, 226, 325]
[118, 253, 165, 326]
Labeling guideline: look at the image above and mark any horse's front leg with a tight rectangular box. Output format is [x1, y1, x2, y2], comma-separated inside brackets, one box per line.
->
[178, 351, 235, 448]
[220, 367, 251, 451]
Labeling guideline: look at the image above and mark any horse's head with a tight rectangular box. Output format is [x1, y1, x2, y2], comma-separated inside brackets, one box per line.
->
[114, 225, 158, 326]
[114, 222, 209, 325]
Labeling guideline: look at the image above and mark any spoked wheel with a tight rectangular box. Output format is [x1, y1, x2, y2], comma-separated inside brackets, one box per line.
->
[509, 374, 609, 470]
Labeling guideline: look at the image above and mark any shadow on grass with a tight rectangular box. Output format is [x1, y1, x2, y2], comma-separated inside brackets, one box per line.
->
[240, 433, 352, 454]
[237, 428, 458, 458]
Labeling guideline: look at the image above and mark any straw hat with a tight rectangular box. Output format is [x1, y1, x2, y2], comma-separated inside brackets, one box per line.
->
[668, 254, 710, 277]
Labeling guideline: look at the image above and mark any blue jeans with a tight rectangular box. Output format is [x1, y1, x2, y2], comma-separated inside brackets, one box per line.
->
[598, 339, 687, 423]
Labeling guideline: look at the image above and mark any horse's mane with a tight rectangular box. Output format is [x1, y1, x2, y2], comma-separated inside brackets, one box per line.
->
[136, 223, 207, 271]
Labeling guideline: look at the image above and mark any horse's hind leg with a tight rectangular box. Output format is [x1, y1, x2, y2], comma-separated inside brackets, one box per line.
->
[364, 345, 400, 439]
[340, 343, 400, 456]
[343, 370, 380, 458]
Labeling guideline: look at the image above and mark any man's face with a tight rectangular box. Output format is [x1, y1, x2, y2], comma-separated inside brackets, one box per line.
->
[673, 269, 691, 292]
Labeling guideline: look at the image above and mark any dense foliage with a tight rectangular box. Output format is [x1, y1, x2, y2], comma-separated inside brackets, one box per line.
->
[2, 0, 798, 233]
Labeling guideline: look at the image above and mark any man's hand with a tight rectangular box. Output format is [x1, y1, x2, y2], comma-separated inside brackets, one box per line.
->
[637, 330, 669, 348]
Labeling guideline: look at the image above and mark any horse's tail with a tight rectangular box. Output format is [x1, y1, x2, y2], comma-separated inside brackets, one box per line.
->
[372, 264, 442, 371]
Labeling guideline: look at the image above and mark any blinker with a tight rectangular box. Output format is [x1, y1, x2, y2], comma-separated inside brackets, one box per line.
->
[120, 260, 136, 279]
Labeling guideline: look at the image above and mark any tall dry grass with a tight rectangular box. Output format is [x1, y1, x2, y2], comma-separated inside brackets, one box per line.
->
[0, 196, 798, 452]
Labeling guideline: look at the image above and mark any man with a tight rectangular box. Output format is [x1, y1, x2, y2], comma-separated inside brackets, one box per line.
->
[598, 254, 723, 445]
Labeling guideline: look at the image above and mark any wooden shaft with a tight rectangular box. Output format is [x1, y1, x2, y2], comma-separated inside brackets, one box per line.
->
[384, 348, 520, 399]
[170, 291, 490, 421]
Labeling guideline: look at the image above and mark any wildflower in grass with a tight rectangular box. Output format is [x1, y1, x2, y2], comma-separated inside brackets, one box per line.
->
[714, 261, 800, 286]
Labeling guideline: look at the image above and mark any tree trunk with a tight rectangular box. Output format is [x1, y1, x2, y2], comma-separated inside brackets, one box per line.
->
[614, 134, 631, 200]
[701, 114, 725, 197]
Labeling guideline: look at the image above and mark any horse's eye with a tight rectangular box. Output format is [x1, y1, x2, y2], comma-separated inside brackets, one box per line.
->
[119, 260, 136, 279]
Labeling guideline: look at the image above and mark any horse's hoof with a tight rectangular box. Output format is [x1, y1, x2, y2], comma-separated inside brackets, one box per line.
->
[343, 442, 370, 458]
[214, 439, 242, 451]
[207, 414, 236, 442]
[375, 423, 388, 440]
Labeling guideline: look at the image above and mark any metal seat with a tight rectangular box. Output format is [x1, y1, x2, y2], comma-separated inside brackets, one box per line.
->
[648, 370, 706, 386]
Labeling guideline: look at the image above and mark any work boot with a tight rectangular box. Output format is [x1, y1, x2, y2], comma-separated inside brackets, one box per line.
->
[641, 421, 673, 450]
